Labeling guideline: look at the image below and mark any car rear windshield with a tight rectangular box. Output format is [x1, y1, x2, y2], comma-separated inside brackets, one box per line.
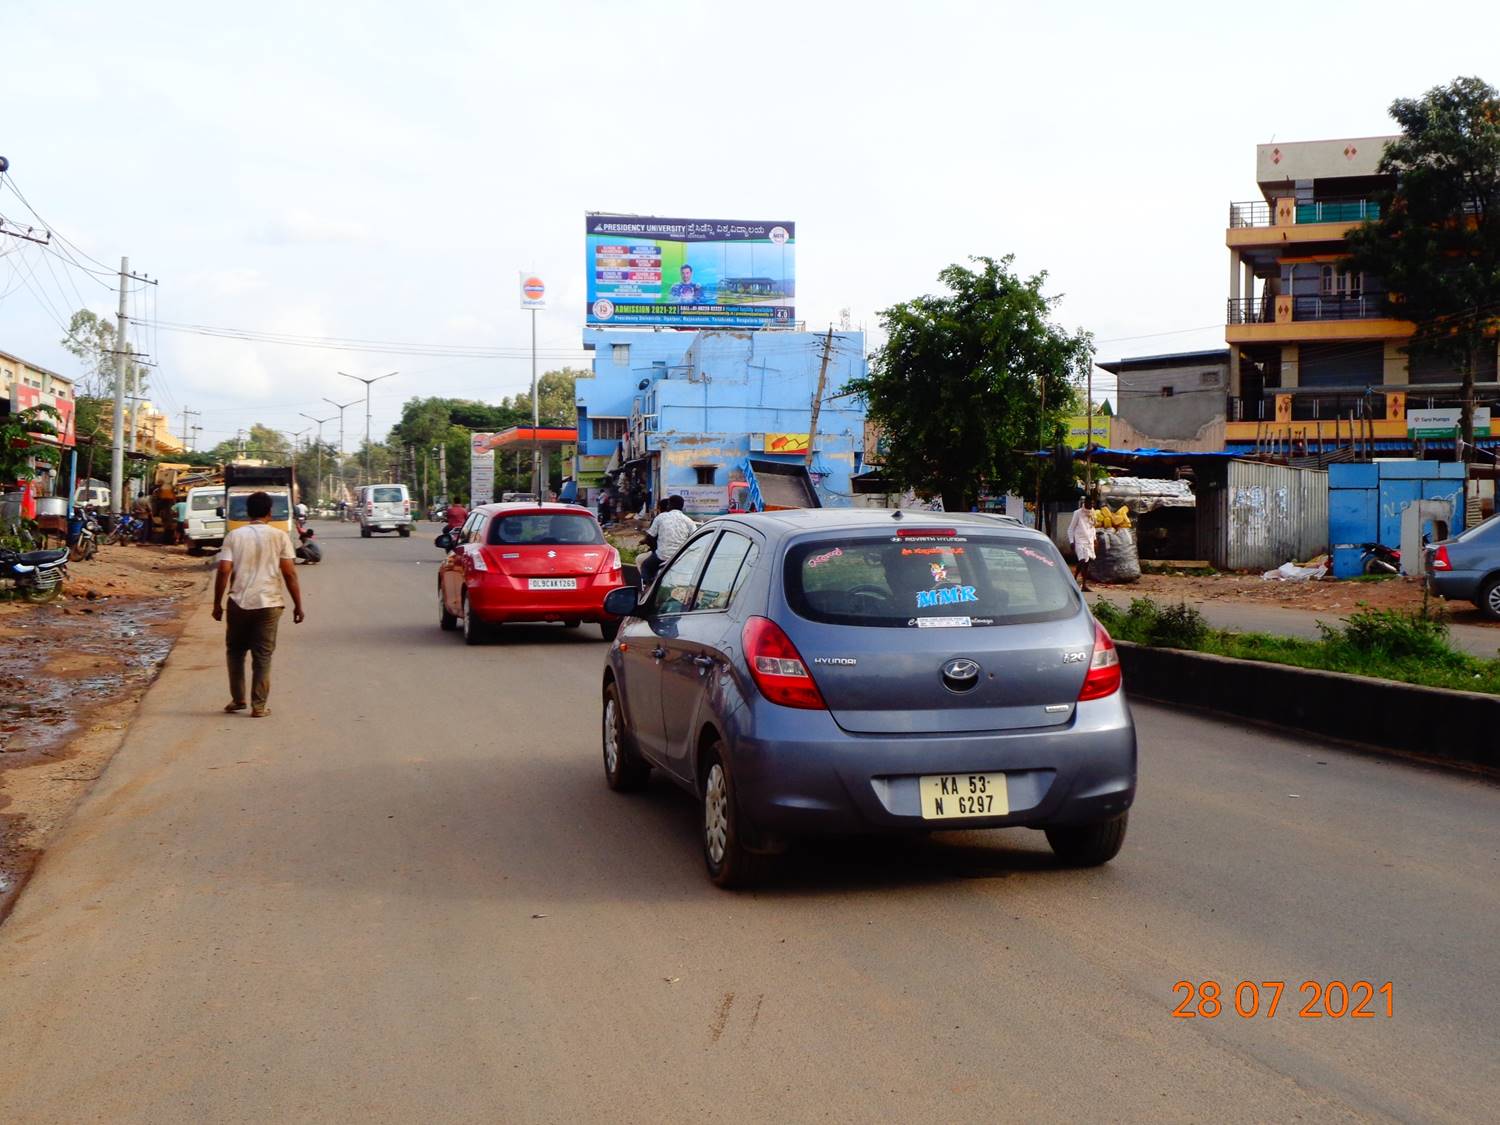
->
[487, 512, 604, 546]
[372, 487, 404, 503]
[785, 534, 1076, 627]
[190, 492, 222, 511]
[227, 493, 290, 521]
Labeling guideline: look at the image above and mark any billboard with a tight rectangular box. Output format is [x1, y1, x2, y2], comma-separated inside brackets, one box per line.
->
[1408, 407, 1491, 438]
[1063, 415, 1112, 449]
[586, 214, 795, 329]
[470, 432, 496, 505]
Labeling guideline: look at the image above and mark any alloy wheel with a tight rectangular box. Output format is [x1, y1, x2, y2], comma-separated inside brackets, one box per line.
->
[704, 763, 729, 866]
[603, 698, 621, 774]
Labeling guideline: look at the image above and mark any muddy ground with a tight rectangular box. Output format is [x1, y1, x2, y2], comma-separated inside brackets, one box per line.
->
[1106, 570, 1499, 628]
[0, 543, 212, 918]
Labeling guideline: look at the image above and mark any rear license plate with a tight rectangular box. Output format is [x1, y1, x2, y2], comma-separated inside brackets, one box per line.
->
[528, 578, 578, 590]
[918, 773, 1009, 820]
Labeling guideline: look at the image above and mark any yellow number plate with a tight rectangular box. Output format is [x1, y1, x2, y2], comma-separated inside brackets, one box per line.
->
[918, 772, 1009, 820]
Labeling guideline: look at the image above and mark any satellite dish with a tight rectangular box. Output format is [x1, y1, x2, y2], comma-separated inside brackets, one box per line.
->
[0, 156, 9, 174]
[637, 379, 650, 391]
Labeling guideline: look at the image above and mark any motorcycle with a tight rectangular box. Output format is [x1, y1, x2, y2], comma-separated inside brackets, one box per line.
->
[107, 512, 145, 546]
[68, 507, 101, 562]
[1359, 541, 1401, 575]
[295, 520, 322, 564]
[1, 545, 70, 603]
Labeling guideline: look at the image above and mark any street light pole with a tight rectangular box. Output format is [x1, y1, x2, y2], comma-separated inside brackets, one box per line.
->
[300, 413, 335, 506]
[323, 395, 362, 503]
[338, 371, 397, 487]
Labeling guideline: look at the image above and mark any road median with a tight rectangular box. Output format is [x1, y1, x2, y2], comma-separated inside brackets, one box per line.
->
[1118, 641, 1500, 769]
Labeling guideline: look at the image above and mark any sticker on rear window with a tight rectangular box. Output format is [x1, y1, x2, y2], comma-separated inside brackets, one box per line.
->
[913, 616, 972, 628]
[901, 546, 964, 557]
[890, 536, 968, 544]
[1018, 546, 1056, 567]
[915, 585, 978, 609]
[807, 547, 844, 568]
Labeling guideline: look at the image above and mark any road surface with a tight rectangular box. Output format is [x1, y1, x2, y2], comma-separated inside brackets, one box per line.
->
[1, 523, 1496, 1123]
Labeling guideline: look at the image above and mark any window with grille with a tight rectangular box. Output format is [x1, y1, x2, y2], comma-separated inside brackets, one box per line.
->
[591, 417, 626, 441]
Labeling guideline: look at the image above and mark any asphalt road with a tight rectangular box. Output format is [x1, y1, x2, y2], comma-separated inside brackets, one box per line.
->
[1, 523, 1496, 1123]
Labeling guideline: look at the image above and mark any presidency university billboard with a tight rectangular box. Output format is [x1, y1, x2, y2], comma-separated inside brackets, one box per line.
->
[586, 214, 795, 328]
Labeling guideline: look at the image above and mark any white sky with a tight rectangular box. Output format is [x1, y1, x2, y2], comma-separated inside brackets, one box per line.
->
[2, 0, 1496, 449]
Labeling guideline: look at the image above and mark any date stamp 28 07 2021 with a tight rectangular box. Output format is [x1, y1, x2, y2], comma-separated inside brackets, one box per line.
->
[1172, 981, 1394, 1020]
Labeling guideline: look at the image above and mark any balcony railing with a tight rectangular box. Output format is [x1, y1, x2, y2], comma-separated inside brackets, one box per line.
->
[1292, 294, 1387, 321]
[1294, 198, 1380, 224]
[1228, 200, 1272, 228]
[1226, 297, 1274, 325]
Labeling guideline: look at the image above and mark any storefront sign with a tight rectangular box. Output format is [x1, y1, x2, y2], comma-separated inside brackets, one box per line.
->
[1407, 407, 1491, 438]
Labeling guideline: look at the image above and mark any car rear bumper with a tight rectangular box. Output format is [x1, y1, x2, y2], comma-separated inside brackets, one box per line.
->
[727, 694, 1136, 840]
[468, 579, 624, 623]
[1426, 570, 1480, 602]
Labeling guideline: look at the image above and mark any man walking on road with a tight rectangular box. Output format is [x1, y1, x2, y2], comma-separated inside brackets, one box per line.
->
[212, 491, 305, 717]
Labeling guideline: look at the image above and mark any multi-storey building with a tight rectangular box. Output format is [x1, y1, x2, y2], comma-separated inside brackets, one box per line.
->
[0, 347, 76, 446]
[575, 328, 867, 514]
[1223, 136, 1499, 456]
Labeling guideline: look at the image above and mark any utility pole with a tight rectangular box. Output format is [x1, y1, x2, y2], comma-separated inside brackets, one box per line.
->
[110, 257, 130, 513]
[1084, 363, 1094, 498]
[180, 407, 200, 455]
[806, 326, 836, 470]
[438, 443, 447, 503]
[338, 372, 396, 487]
[191, 424, 203, 453]
[1035, 374, 1047, 535]
[126, 394, 143, 453]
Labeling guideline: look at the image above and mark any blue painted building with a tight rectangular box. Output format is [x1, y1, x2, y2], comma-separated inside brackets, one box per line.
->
[575, 328, 868, 514]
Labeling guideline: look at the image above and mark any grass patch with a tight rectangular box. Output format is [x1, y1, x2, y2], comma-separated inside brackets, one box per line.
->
[605, 534, 640, 565]
[1093, 597, 1500, 696]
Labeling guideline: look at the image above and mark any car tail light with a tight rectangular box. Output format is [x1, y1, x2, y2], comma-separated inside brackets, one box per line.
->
[469, 547, 488, 571]
[404, 499, 411, 514]
[1430, 545, 1451, 571]
[896, 527, 956, 538]
[742, 616, 826, 710]
[598, 548, 622, 578]
[1078, 621, 1121, 701]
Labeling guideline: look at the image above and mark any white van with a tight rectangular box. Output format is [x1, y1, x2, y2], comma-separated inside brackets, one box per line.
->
[184, 485, 227, 552]
[358, 483, 412, 537]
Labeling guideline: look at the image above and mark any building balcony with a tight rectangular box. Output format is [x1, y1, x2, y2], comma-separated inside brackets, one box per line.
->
[1228, 200, 1273, 228]
[1226, 293, 1411, 344]
[1294, 198, 1379, 224]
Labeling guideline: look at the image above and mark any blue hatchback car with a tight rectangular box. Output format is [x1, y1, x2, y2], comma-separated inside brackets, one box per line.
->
[600, 509, 1137, 887]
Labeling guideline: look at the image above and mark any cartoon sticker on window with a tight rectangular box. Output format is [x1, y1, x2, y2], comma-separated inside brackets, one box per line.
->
[915, 585, 979, 609]
[929, 562, 949, 583]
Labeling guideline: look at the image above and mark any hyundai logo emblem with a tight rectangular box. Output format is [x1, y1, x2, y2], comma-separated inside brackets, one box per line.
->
[941, 658, 981, 692]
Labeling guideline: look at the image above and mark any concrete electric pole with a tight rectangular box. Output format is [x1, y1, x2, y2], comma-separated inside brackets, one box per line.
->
[110, 257, 129, 513]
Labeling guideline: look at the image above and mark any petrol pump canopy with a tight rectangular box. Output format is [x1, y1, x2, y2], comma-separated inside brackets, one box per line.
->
[479, 427, 579, 454]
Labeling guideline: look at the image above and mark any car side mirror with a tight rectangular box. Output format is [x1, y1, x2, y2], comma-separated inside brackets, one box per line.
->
[604, 586, 642, 617]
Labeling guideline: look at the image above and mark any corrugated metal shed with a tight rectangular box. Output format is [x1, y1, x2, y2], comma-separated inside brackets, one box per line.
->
[1218, 461, 1329, 571]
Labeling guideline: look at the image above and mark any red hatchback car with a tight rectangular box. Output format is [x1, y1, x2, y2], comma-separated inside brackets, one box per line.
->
[438, 503, 627, 643]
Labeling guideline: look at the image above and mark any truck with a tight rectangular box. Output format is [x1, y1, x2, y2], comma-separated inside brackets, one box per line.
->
[223, 464, 295, 538]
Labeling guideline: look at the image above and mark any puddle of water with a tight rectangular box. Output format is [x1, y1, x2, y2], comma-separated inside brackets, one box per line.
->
[0, 598, 181, 755]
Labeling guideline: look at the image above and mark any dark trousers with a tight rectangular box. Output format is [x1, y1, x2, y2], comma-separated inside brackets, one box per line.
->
[226, 601, 284, 709]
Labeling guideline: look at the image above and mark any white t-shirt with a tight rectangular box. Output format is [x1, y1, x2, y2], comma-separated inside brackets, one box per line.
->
[220, 523, 295, 610]
[648, 509, 697, 562]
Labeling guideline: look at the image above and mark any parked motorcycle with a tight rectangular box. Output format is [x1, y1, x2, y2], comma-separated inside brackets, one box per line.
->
[68, 507, 101, 562]
[1359, 541, 1401, 575]
[107, 512, 145, 546]
[295, 521, 322, 564]
[0, 545, 70, 603]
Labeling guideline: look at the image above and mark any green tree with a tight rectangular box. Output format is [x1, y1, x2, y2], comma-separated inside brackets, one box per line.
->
[60, 308, 151, 448]
[1347, 76, 1500, 455]
[847, 256, 1091, 510]
[500, 367, 584, 426]
[0, 405, 62, 484]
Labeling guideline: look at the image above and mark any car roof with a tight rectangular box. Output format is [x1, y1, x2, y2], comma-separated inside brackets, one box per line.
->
[707, 508, 1048, 542]
[474, 502, 598, 517]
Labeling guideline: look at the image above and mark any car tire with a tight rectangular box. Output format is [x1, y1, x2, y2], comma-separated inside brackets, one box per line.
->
[1479, 577, 1500, 622]
[461, 593, 486, 645]
[563, 618, 581, 629]
[599, 620, 620, 642]
[1045, 813, 1128, 867]
[602, 682, 649, 792]
[700, 744, 767, 889]
[439, 586, 458, 631]
[399, 527, 411, 538]
[360, 527, 371, 539]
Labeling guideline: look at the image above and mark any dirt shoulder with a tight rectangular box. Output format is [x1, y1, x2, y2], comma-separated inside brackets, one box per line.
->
[0, 542, 213, 919]
[1099, 570, 1499, 629]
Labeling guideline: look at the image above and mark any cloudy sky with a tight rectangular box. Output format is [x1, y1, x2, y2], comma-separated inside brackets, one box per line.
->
[2, 0, 1495, 450]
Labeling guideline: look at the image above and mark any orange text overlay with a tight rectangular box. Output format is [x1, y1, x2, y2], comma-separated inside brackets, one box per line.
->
[1172, 981, 1393, 1019]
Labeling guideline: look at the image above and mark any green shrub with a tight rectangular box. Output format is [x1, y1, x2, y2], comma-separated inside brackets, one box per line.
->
[1318, 607, 1451, 662]
[1148, 602, 1209, 650]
